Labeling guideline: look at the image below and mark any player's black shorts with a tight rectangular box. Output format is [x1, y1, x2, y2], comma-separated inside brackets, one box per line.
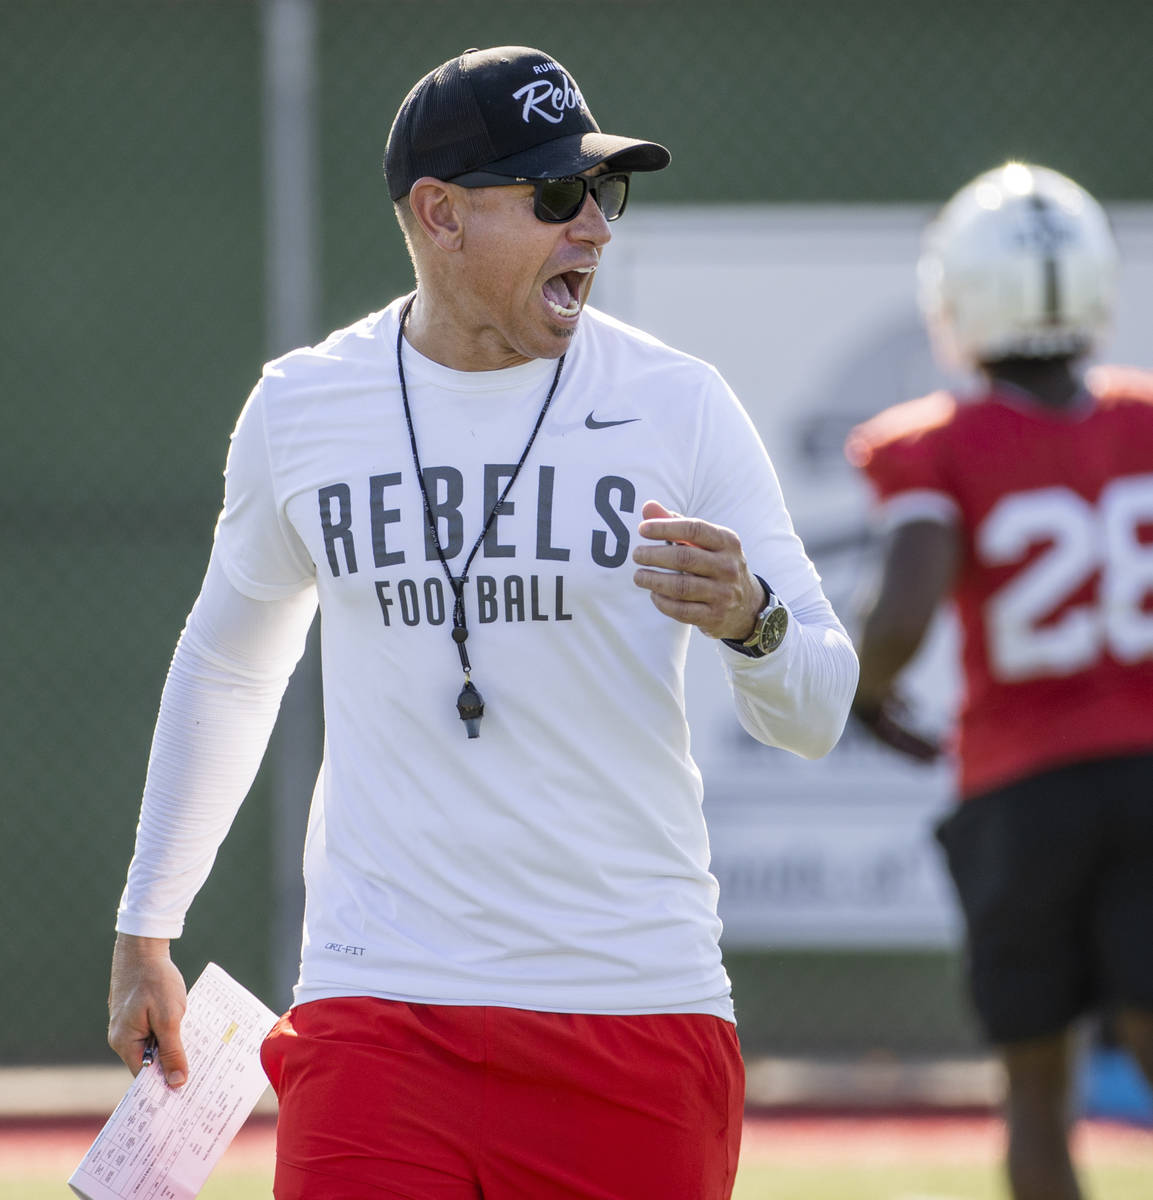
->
[934, 751, 1153, 1046]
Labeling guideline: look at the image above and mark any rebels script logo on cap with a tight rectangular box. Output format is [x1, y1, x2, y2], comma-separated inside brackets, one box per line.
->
[385, 46, 669, 201]
[512, 59, 588, 126]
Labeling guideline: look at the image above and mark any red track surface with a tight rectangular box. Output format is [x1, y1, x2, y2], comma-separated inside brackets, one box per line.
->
[739, 1112, 1152, 1165]
[5, 1112, 1150, 1178]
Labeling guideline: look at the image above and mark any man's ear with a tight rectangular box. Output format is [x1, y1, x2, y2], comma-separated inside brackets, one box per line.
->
[407, 178, 465, 252]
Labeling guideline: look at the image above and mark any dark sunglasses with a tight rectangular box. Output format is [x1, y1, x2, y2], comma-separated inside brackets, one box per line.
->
[447, 171, 631, 224]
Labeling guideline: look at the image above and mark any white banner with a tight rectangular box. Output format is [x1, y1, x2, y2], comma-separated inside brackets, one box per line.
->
[705, 769, 958, 948]
[596, 204, 1153, 947]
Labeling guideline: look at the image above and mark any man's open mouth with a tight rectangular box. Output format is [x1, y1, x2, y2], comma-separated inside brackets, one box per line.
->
[542, 266, 595, 318]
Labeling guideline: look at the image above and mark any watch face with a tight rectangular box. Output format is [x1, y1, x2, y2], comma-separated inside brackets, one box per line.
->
[757, 604, 788, 652]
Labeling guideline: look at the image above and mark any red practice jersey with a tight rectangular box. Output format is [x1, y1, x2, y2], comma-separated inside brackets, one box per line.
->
[846, 367, 1153, 798]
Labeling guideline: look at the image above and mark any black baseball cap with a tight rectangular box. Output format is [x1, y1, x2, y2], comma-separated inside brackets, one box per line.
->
[384, 46, 670, 201]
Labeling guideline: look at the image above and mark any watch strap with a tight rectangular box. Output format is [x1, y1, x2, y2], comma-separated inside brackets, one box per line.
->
[721, 575, 775, 658]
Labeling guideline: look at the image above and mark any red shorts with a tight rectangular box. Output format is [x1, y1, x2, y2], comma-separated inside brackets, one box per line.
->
[261, 997, 744, 1199]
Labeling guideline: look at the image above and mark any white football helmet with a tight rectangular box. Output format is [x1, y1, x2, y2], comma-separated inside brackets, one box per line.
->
[918, 162, 1118, 369]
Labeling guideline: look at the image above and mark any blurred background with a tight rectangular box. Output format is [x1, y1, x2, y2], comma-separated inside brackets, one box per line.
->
[5, 0, 1152, 1120]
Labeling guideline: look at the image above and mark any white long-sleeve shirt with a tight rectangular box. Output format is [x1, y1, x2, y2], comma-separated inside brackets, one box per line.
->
[119, 301, 857, 1021]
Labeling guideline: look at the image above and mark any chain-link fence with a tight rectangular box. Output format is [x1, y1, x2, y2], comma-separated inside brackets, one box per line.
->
[6, 0, 1153, 1067]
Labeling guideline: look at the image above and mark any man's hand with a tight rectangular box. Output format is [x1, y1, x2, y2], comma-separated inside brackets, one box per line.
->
[852, 692, 941, 763]
[632, 499, 764, 640]
[108, 933, 189, 1088]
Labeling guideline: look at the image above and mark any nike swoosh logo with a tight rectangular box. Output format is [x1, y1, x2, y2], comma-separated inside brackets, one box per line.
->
[585, 412, 641, 430]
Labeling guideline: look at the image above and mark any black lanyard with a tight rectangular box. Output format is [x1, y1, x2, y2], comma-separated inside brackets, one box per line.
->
[395, 295, 566, 737]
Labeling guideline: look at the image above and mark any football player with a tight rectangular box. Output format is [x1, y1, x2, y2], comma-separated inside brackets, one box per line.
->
[846, 163, 1153, 1200]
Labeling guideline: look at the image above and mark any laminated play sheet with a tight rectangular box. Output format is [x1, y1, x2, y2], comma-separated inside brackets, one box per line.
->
[69, 962, 278, 1199]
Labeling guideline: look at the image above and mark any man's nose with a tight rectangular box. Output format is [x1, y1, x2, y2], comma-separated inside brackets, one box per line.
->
[568, 189, 613, 247]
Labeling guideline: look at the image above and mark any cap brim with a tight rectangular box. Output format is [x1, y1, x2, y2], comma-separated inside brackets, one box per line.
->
[481, 132, 670, 179]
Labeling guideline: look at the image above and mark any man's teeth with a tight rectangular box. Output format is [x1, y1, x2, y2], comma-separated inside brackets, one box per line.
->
[545, 266, 595, 318]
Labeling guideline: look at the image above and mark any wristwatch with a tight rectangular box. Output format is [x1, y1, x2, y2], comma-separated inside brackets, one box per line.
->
[722, 576, 788, 658]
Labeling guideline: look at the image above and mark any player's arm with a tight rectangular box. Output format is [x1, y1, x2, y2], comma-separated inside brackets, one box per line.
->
[109, 551, 317, 1086]
[852, 517, 959, 760]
